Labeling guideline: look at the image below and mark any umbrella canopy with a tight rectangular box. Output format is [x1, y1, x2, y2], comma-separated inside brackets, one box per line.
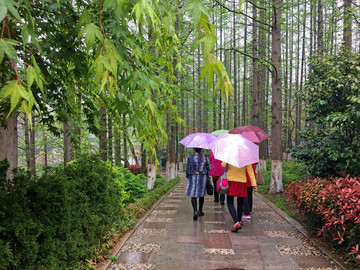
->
[179, 132, 217, 149]
[229, 125, 270, 143]
[209, 133, 259, 168]
[210, 129, 229, 136]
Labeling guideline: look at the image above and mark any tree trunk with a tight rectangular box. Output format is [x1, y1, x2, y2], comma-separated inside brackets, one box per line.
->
[43, 131, 48, 167]
[0, 113, 18, 180]
[108, 118, 113, 163]
[167, 102, 177, 182]
[64, 120, 73, 167]
[252, 1, 259, 127]
[232, 0, 238, 127]
[343, 0, 352, 50]
[24, 116, 31, 169]
[114, 128, 122, 166]
[258, 0, 268, 163]
[122, 113, 129, 167]
[99, 106, 107, 162]
[269, 0, 283, 195]
[242, 3, 248, 126]
[30, 116, 36, 176]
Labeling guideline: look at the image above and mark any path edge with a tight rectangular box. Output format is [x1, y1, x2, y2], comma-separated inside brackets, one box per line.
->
[97, 176, 183, 270]
[255, 192, 350, 270]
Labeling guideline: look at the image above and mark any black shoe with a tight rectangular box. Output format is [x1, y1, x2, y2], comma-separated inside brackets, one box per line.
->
[193, 211, 198, 220]
[214, 199, 219, 203]
[198, 211, 204, 216]
[220, 201, 225, 205]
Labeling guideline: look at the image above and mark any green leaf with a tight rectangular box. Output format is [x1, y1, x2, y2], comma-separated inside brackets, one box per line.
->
[0, 1, 7, 23]
[5, 0, 21, 21]
[27, 66, 36, 88]
[21, 25, 30, 46]
[185, 0, 210, 30]
[2, 38, 18, 60]
[78, 23, 104, 49]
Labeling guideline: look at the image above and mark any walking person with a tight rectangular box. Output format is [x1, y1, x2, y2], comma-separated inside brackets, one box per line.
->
[243, 163, 257, 219]
[222, 161, 257, 232]
[185, 148, 211, 221]
[209, 150, 225, 205]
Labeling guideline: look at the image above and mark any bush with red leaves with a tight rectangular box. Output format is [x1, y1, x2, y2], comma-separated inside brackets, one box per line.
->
[285, 176, 360, 266]
[317, 176, 360, 264]
[127, 164, 142, 175]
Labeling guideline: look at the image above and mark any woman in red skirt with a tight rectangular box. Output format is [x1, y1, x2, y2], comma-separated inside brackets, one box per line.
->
[221, 162, 257, 232]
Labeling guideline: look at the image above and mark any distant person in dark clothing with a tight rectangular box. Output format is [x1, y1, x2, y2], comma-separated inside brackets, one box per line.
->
[185, 148, 211, 220]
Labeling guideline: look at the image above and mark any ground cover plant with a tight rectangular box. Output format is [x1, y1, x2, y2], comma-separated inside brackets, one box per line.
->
[0, 155, 179, 270]
[286, 175, 360, 267]
[258, 160, 309, 218]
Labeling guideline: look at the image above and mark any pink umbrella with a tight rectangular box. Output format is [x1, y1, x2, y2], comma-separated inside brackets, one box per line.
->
[229, 125, 270, 143]
[179, 132, 217, 149]
[209, 134, 259, 168]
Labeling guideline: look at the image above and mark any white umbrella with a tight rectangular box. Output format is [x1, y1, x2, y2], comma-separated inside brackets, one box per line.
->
[209, 133, 259, 168]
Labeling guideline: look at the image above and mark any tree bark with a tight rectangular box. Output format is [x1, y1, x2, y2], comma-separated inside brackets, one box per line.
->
[0, 113, 18, 180]
[252, 1, 259, 128]
[269, 0, 283, 195]
[108, 118, 113, 163]
[233, 0, 238, 127]
[99, 106, 107, 161]
[30, 116, 36, 175]
[343, 0, 352, 50]
[64, 120, 73, 167]
[122, 113, 129, 167]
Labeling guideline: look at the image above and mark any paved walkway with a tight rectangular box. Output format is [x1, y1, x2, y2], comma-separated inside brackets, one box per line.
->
[105, 173, 347, 270]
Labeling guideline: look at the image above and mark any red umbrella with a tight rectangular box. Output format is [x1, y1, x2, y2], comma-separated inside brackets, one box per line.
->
[229, 125, 270, 143]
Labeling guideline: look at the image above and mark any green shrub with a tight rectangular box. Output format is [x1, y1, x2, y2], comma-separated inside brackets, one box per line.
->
[114, 166, 147, 204]
[152, 174, 166, 189]
[0, 154, 125, 269]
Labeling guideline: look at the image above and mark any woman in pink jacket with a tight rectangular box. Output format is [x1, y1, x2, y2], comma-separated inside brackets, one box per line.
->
[209, 151, 226, 205]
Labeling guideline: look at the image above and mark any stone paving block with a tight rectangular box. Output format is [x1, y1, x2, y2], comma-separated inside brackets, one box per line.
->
[204, 232, 232, 249]
[114, 252, 152, 265]
[292, 255, 340, 268]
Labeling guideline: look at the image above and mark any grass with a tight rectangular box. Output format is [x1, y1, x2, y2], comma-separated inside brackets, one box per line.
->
[258, 159, 309, 218]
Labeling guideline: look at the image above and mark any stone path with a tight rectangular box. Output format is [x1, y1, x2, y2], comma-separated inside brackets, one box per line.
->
[105, 174, 347, 270]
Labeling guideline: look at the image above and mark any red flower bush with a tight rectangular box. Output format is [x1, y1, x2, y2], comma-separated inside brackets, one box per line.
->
[127, 164, 142, 175]
[285, 176, 360, 266]
[317, 176, 360, 264]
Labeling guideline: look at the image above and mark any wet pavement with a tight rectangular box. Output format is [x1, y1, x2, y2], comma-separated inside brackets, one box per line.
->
[104, 173, 348, 270]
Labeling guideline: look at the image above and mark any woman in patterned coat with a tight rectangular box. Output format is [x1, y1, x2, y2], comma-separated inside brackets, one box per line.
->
[185, 148, 211, 220]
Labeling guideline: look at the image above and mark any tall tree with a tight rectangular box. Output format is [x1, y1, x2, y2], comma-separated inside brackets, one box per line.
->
[0, 113, 18, 179]
[269, 0, 283, 195]
[343, 0, 352, 50]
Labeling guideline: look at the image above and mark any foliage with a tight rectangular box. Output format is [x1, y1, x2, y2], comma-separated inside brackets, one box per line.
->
[0, 0, 233, 164]
[259, 160, 309, 194]
[0, 155, 125, 269]
[257, 160, 308, 217]
[292, 129, 360, 177]
[285, 176, 360, 266]
[113, 165, 147, 205]
[292, 50, 360, 177]
[127, 164, 142, 175]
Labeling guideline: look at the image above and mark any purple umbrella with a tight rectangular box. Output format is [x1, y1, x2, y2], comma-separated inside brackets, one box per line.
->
[229, 125, 270, 143]
[179, 133, 217, 149]
[209, 133, 259, 168]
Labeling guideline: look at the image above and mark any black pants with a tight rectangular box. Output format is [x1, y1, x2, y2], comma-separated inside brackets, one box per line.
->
[212, 177, 225, 202]
[227, 196, 244, 223]
[191, 197, 204, 213]
[243, 186, 253, 215]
